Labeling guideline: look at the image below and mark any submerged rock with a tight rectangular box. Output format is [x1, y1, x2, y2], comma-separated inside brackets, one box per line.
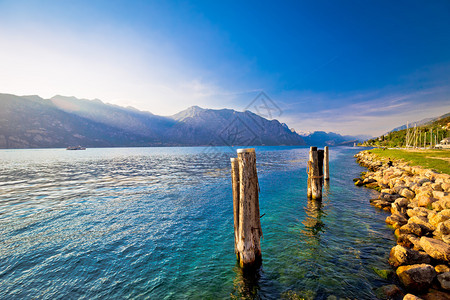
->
[396, 264, 436, 292]
[375, 284, 404, 300]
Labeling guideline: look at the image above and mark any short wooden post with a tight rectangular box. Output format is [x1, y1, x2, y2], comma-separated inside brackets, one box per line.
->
[233, 148, 262, 267]
[230, 158, 240, 256]
[307, 147, 322, 200]
[324, 146, 329, 180]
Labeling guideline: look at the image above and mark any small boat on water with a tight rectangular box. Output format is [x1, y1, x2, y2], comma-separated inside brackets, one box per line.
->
[66, 146, 86, 150]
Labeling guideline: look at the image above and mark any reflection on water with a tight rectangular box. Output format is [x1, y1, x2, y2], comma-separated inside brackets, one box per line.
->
[0, 146, 395, 299]
[232, 263, 262, 299]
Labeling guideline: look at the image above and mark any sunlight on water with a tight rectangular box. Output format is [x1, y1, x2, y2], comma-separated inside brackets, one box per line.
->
[0, 146, 394, 299]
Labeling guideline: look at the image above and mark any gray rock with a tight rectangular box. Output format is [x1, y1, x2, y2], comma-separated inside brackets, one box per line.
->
[437, 272, 450, 290]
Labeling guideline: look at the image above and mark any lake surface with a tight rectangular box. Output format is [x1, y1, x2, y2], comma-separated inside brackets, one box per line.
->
[0, 146, 395, 299]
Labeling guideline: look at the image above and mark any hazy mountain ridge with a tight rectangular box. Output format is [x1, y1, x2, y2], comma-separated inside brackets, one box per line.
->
[0, 93, 363, 148]
[0, 93, 305, 148]
[389, 113, 450, 133]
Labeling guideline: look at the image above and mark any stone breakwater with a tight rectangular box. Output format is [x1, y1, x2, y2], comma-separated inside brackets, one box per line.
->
[355, 150, 450, 300]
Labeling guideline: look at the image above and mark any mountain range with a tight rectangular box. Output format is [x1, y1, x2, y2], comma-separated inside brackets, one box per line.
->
[0, 93, 362, 149]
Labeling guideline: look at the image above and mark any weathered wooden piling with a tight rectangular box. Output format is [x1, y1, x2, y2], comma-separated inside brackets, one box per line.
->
[318, 149, 324, 183]
[307, 147, 323, 200]
[324, 146, 329, 181]
[230, 158, 240, 256]
[231, 148, 262, 267]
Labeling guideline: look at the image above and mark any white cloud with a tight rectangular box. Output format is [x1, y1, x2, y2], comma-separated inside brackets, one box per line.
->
[282, 87, 450, 136]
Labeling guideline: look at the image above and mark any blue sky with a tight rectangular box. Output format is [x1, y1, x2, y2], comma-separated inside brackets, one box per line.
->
[0, 0, 449, 135]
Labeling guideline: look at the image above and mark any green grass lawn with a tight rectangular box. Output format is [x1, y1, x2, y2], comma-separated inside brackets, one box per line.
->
[370, 148, 450, 175]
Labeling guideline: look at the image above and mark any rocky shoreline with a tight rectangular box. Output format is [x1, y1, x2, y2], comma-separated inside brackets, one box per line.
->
[355, 150, 450, 300]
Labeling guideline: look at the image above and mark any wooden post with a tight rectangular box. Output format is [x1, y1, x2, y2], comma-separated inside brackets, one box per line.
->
[307, 147, 322, 200]
[233, 148, 262, 267]
[324, 146, 329, 180]
[318, 149, 324, 184]
[230, 158, 240, 256]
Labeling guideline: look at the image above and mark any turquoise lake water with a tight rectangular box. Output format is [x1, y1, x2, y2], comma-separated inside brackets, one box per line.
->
[0, 146, 395, 299]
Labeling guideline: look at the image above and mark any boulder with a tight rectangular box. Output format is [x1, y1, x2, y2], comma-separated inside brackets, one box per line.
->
[396, 264, 436, 292]
[433, 191, 447, 199]
[382, 188, 393, 194]
[420, 289, 450, 300]
[399, 223, 424, 236]
[408, 216, 435, 234]
[430, 213, 450, 228]
[395, 197, 410, 207]
[363, 178, 376, 184]
[443, 183, 450, 193]
[437, 272, 450, 290]
[375, 284, 404, 300]
[417, 195, 437, 208]
[397, 234, 423, 251]
[387, 213, 408, 229]
[420, 237, 450, 261]
[366, 182, 380, 189]
[434, 220, 450, 237]
[432, 200, 445, 212]
[441, 209, 450, 218]
[401, 188, 416, 200]
[397, 234, 414, 248]
[394, 185, 408, 193]
[435, 265, 450, 274]
[431, 183, 443, 191]
[389, 245, 431, 267]
[355, 179, 364, 186]
[372, 200, 392, 210]
[407, 207, 430, 218]
[442, 235, 450, 244]
[403, 294, 423, 300]
[393, 202, 407, 215]
[417, 178, 431, 186]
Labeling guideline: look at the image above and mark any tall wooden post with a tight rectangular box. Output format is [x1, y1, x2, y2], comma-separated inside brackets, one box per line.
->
[232, 148, 262, 267]
[324, 146, 329, 181]
[307, 147, 322, 200]
[318, 149, 324, 183]
[230, 158, 240, 256]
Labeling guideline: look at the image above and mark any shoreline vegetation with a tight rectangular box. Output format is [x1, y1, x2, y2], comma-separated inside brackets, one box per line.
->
[370, 148, 450, 175]
[355, 149, 450, 299]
